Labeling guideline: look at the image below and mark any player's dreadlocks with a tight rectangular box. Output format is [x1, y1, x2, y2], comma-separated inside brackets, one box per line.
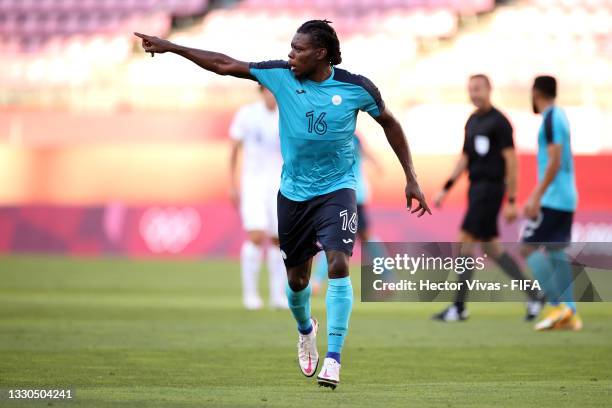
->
[297, 19, 342, 66]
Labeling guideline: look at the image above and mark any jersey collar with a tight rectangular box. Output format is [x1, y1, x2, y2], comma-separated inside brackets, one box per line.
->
[542, 104, 555, 116]
[305, 66, 335, 85]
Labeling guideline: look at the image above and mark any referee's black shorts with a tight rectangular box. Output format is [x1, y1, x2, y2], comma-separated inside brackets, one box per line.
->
[461, 181, 505, 241]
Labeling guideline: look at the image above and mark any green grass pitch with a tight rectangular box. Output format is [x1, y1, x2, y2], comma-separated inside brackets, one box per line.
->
[0, 255, 610, 407]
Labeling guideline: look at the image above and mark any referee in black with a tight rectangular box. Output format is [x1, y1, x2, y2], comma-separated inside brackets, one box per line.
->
[433, 74, 544, 322]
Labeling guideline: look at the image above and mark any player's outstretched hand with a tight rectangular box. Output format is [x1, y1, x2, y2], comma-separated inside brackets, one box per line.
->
[405, 180, 432, 217]
[523, 193, 541, 220]
[134, 32, 173, 57]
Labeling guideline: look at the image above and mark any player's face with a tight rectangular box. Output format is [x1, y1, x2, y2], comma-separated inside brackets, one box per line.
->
[531, 88, 541, 114]
[288, 33, 324, 79]
[468, 77, 491, 109]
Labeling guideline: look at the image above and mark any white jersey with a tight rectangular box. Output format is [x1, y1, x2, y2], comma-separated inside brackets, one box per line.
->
[230, 100, 282, 235]
[230, 101, 282, 182]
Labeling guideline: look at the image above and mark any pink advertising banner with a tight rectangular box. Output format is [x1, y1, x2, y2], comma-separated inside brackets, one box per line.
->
[1, 204, 611, 259]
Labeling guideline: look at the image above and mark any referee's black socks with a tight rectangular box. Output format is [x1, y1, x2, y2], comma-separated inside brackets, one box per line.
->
[495, 252, 542, 301]
[454, 259, 475, 313]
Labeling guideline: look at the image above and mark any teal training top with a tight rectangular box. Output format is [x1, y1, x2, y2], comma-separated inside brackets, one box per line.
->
[537, 105, 578, 212]
[249, 61, 384, 201]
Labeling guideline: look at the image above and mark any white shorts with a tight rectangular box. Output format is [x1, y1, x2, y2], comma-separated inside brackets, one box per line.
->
[240, 178, 279, 237]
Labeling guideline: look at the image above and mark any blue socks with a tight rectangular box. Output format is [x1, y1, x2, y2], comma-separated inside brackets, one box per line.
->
[326, 276, 353, 363]
[527, 250, 559, 305]
[527, 249, 576, 313]
[548, 249, 576, 313]
[326, 352, 341, 364]
[286, 275, 354, 364]
[286, 282, 312, 334]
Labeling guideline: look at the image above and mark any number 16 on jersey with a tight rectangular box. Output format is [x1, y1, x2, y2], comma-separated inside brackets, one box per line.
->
[306, 111, 328, 135]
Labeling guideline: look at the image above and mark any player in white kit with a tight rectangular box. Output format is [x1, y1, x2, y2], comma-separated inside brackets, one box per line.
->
[229, 85, 288, 310]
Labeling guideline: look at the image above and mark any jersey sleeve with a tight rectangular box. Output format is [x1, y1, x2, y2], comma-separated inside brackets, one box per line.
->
[357, 75, 385, 118]
[229, 106, 249, 141]
[545, 109, 569, 145]
[497, 114, 514, 149]
[248, 60, 291, 95]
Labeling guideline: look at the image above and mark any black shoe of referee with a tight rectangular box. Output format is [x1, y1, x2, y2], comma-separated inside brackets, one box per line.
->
[432, 305, 469, 322]
[525, 298, 545, 321]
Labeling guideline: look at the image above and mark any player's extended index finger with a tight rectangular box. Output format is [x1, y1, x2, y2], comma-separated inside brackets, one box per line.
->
[133, 32, 150, 40]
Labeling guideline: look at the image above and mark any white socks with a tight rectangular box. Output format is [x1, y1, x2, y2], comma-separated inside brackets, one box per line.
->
[267, 245, 288, 308]
[240, 240, 288, 309]
[241, 241, 264, 309]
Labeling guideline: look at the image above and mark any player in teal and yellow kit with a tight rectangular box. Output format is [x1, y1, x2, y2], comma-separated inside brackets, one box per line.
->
[135, 20, 430, 388]
[521, 75, 582, 331]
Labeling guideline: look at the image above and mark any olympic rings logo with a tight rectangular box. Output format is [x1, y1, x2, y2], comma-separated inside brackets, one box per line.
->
[139, 207, 201, 253]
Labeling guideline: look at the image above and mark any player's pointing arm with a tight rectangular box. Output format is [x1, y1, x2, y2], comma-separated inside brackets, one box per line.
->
[134, 32, 254, 79]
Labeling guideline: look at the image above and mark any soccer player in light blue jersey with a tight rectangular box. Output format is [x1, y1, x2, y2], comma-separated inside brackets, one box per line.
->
[135, 19, 431, 388]
[520, 75, 582, 331]
[310, 134, 388, 296]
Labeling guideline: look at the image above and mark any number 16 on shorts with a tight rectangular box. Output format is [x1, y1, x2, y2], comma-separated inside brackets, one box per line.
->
[339, 210, 357, 234]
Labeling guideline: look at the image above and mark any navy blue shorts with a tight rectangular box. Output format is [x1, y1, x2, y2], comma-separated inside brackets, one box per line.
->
[521, 206, 574, 246]
[356, 204, 368, 234]
[277, 188, 357, 268]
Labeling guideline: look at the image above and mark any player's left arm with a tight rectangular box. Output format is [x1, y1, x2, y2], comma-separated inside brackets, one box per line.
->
[499, 115, 519, 222]
[501, 147, 519, 222]
[525, 144, 561, 218]
[374, 108, 431, 217]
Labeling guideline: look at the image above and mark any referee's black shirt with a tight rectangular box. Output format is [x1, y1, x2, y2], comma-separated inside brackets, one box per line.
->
[463, 107, 514, 184]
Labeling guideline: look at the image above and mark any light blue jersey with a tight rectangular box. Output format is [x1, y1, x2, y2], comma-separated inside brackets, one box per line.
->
[537, 106, 578, 212]
[353, 135, 368, 205]
[249, 61, 384, 201]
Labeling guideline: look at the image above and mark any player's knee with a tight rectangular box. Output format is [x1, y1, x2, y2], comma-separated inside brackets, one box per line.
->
[327, 252, 349, 279]
[286, 264, 309, 292]
[247, 231, 266, 246]
[459, 230, 475, 242]
[287, 274, 309, 292]
[481, 241, 502, 259]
